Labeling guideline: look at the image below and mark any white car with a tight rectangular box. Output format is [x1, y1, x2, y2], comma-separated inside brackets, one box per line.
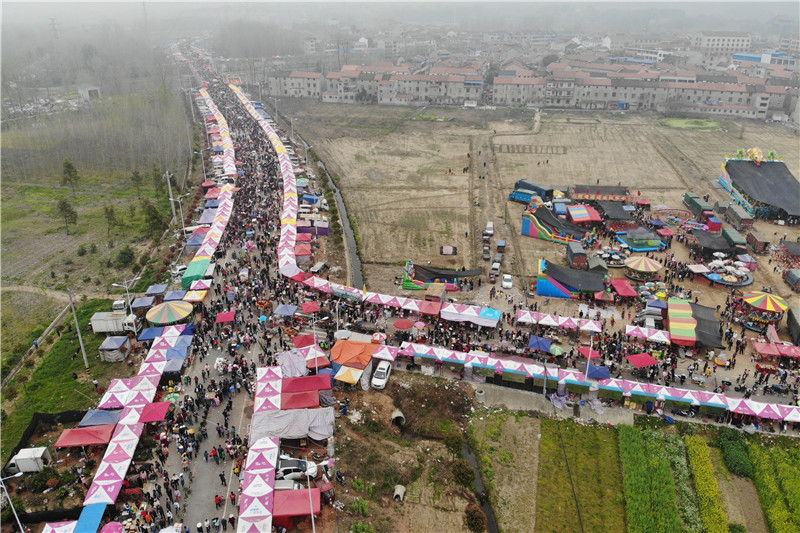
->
[276, 458, 318, 480]
[371, 360, 392, 390]
[501, 274, 513, 289]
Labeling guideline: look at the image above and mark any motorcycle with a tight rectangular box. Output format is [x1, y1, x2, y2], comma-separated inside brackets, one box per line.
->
[335, 470, 346, 486]
[672, 407, 696, 418]
[311, 451, 329, 462]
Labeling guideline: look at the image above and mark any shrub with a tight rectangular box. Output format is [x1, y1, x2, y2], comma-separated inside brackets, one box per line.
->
[464, 502, 487, 533]
[77, 244, 87, 256]
[349, 498, 368, 517]
[351, 522, 375, 533]
[686, 436, 728, 533]
[452, 459, 475, 489]
[46, 478, 60, 489]
[89, 243, 97, 254]
[5, 386, 18, 401]
[718, 428, 753, 478]
[115, 246, 135, 268]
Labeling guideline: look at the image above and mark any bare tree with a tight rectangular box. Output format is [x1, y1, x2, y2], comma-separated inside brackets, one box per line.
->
[131, 170, 143, 199]
[55, 197, 78, 234]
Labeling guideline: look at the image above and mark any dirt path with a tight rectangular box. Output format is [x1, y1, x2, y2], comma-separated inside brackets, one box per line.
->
[0, 284, 120, 303]
[709, 447, 768, 533]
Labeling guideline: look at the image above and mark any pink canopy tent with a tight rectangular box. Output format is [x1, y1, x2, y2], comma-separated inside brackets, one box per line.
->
[578, 347, 601, 359]
[626, 353, 660, 368]
[216, 311, 236, 323]
[300, 301, 320, 313]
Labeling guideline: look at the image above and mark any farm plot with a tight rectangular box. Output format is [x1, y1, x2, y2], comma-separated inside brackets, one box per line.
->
[535, 418, 625, 533]
[748, 439, 800, 533]
[470, 412, 541, 533]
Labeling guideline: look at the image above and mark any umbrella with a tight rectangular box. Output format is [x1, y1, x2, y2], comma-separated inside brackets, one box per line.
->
[394, 319, 414, 330]
[414, 321, 426, 329]
[550, 345, 565, 356]
[164, 393, 180, 404]
[713, 252, 727, 258]
[742, 291, 789, 312]
[733, 261, 746, 267]
[708, 273, 723, 281]
[259, 315, 268, 323]
[146, 301, 193, 325]
[623, 256, 662, 272]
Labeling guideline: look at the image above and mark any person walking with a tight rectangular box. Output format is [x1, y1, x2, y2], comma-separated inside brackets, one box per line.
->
[219, 472, 227, 486]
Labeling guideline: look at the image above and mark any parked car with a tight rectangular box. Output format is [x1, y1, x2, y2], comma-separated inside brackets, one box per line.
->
[501, 274, 513, 289]
[276, 458, 318, 480]
[371, 360, 392, 390]
[482, 246, 491, 261]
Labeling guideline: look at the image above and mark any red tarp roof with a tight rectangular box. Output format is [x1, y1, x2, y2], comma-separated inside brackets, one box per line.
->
[778, 344, 800, 358]
[294, 244, 312, 256]
[420, 300, 442, 315]
[610, 278, 638, 298]
[331, 340, 380, 369]
[282, 374, 332, 393]
[55, 424, 116, 448]
[626, 353, 660, 368]
[292, 334, 317, 349]
[657, 228, 677, 237]
[280, 391, 320, 410]
[296, 234, 313, 242]
[578, 347, 601, 359]
[204, 187, 221, 199]
[753, 342, 781, 356]
[273, 488, 321, 517]
[139, 401, 172, 423]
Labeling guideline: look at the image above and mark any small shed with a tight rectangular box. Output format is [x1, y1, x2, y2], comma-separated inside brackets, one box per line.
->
[587, 255, 608, 274]
[6, 447, 52, 473]
[98, 335, 132, 362]
[425, 283, 446, 303]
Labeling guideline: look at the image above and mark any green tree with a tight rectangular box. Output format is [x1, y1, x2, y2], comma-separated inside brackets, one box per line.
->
[115, 246, 135, 269]
[151, 164, 165, 196]
[452, 459, 475, 489]
[542, 54, 560, 67]
[55, 198, 78, 234]
[140, 199, 165, 237]
[61, 158, 80, 197]
[104, 205, 118, 237]
[444, 432, 463, 460]
[131, 170, 143, 199]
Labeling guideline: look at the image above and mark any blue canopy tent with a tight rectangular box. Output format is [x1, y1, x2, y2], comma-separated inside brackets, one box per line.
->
[198, 208, 217, 224]
[163, 358, 185, 373]
[171, 336, 193, 347]
[166, 346, 189, 360]
[131, 296, 155, 309]
[181, 324, 198, 336]
[138, 327, 164, 342]
[163, 290, 187, 302]
[79, 409, 122, 427]
[527, 335, 552, 352]
[145, 284, 168, 296]
[274, 304, 298, 316]
[205, 199, 220, 208]
[74, 503, 107, 533]
[586, 364, 610, 380]
[186, 232, 207, 247]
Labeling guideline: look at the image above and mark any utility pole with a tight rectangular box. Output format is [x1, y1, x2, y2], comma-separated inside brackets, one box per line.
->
[165, 171, 177, 223]
[68, 288, 89, 374]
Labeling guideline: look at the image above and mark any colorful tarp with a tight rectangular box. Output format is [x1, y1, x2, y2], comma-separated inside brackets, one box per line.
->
[742, 291, 789, 312]
[624, 256, 662, 272]
[145, 301, 193, 325]
[668, 298, 696, 347]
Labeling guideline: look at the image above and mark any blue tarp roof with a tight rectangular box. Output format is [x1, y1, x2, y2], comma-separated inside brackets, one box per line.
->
[182, 324, 198, 336]
[586, 364, 610, 380]
[206, 199, 220, 208]
[274, 304, 298, 316]
[164, 290, 187, 301]
[647, 300, 668, 310]
[187, 233, 206, 247]
[131, 296, 155, 309]
[75, 503, 106, 533]
[146, 284, 168, 295]
[479, 307, 502, 321]
[527, 335, 552, 352]
[138, 327, 164, 341]
[79, 409, 122, 427]
[199, 208, 217, 224]
[171, 336, 194, 347]
[99, 336, 129, 350]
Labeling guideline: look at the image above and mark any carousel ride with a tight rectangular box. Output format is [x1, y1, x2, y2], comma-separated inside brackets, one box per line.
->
[741, 291, 790, 333]
[592, 244, 632, 268]
[623, 256, 663, 282]
[702, 254, 754, 287]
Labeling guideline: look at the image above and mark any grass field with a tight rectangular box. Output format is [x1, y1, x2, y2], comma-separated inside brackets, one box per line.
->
[535, 418, 626, 533]
[1, 291, 62, 372]
[0, 298, 139, 463]
[658, 118, 722, 131]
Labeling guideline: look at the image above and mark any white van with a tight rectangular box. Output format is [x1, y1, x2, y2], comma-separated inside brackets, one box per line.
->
[484, 222, 495, 237]
[310, 262, 328, 275]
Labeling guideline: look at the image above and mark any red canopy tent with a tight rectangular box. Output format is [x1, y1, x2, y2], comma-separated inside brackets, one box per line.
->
[273, 488, 321, 518]
[292, 334, 316, 349]
[578, 347, 601, 359]
[282, 374, 332, 393]
[656, 228, 677, 237]
[609, 278, 638, 298]
[420, 300, 442, 315]
[753, 342, 781, 357]
[216, 311, 236, 323]
[280, 391, 319, 410]
[139, 402, 172, 423]
[55, 424, 116, 448]
[777, 344, 800, 358]
[626, 353, 660, 368]
[296, 234, 313, 242]
[300, 301, 320, 313]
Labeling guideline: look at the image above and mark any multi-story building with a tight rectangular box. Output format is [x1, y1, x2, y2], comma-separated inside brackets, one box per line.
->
[264, 71, 324, 98]
[691, 31, 751, 67]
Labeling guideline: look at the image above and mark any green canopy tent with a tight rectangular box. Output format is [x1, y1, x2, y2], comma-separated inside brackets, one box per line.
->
[182, 259, 211, 290]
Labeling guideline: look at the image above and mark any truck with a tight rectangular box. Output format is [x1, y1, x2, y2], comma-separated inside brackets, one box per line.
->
[90, 311, 142, 335]
[566, 241, 588, 270]
[722, 227, 746, 248]
[514, 180, 554, 201]
[508, 189, 542, 205]
[725, 204, 754, 231]
[683, 192, 714, 219]
[747, 231, 769, 254]
[6, 447, 52, 474]
[784, 269, 800, 292]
